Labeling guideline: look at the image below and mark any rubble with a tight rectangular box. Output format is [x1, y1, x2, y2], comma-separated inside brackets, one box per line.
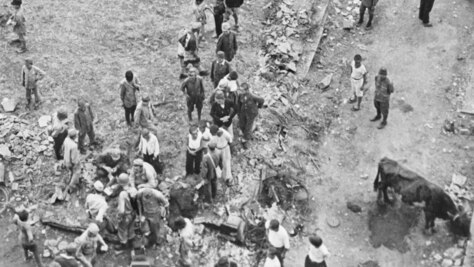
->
[1, 98, 17, 112]
[318, 73, 333, 89]
[347, 201, 362, 213]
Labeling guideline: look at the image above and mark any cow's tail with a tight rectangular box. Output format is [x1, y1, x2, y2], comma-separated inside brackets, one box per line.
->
[373, 163, 381, 192]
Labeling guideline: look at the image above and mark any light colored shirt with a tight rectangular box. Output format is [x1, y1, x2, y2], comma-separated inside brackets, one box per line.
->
[130, 162, 158, 189]
[117, 190, 134, 214]
[263, 257, 281, 267]
[351, 61, 367, 80]
[188, 132, 202, 151]
[308, 244, 330, 263]
[265, 221, 290, 249]
[200, 127, 212, 147]
[138, 133, 160, 158]
[51, 112, 69, 137]
[63, 136, 79, 169]
[21, 65, 45, 89]
[211, 128, 232, 149]
[217, 74, 239, 92]
[85, 193, 108, 222]
[179, 218, 194, 242]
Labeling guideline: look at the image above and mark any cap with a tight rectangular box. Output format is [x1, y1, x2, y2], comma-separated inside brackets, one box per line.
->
[217, 51, 225, 58]
[208, 141, 217, 149]
[142, 96, 150, 102]
[309, 235, 323, 247]
[117, 173, 129, 185]
[11, 0, 21, 6]
[379, 68, 388, 76]
[215, 90, 225, 100]
[68, 129, 77, 138]
[65, 243, 77, 254]
[87, 223, 100, 235]
[222, 23, 231, 31]
[133, 158, 144, 166]
[93, 181, 104, 192]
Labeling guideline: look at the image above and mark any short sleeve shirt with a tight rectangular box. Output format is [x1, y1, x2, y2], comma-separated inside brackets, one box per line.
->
[351, 61, 367, 80]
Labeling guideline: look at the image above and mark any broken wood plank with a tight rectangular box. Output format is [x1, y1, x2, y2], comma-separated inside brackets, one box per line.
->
[296, 0, 331, 78]
[460, 79, 474, 115]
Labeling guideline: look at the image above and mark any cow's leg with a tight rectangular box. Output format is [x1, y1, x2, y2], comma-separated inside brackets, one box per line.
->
[383, 186, 392, 204]
[423, 211, 435, 235]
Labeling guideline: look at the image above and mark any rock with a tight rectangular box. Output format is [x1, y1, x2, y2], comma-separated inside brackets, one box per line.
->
[443, 247, 464, 260]
[444, 120, 455, 132]
[347, 201, 362, 213]
[318, 73, 333, 89]
[0, 144, 12, 158]
[342, 19, 353, 30]
[452, 174, 467, 187]
[457, 239, 466, 248]
[453, 259, 462, 266]
[433, 253, 443, 262]
[441, 259, 453, 267]
[326, 216, 340, 228]
[459, 128, 470, 135]
[42, 249, 51, 258]
[360, 174, 369, 180]
[38, 115, 51, 127]
[1, 98, 17, 112]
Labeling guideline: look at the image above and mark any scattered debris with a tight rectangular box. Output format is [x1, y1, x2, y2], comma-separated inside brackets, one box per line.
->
[347, 201, 362, 213]
[38, 115, 52, 127]
[1, 98, 17, 112]
[318, 73, 333, 90]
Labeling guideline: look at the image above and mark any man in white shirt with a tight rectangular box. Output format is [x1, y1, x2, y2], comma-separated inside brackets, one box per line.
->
[137, 128, 162, 174]
[63, 129, 81, 192]
[349, 54, 368, 111]
[130, 158, 158, 189]
[85, 181, 115, 234]
[263, 247, 281, 267]
[21, 58, 45, 110]
[265, 219, 290, 267]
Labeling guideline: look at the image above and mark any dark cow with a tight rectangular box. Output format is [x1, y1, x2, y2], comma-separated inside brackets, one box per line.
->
[373, 157, 461, 233]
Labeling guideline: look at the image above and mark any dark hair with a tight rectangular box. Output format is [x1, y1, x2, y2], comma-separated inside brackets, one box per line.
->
[210, 125, 219, 135]
[17, 210, 29, 222]
[309, 235, 323, 248]
[174, 217, 186, 230]
[125, 71, 134, 82]
[269, 219, 279, 231]
[229, 71, 238, 80]
[189, 124, 198, 134]
[354, 54, 362, 61]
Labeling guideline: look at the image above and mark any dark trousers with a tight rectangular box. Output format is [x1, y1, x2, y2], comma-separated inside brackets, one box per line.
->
[78, 128, 95, 152]
[305, 255, 327, 267]
[214, 13, 224, 36]
[419, 0, 435, 24]
[374, 100, 389, 122]
[143, 153, 163, 174]
[118, 213, 136, 244]
[124, 105, 137, 126]
[53, 130, 68, 160]
[187, 97, 203, 121]
[359, 4, 375, 24]
[22, 242, 43, 267]
[238, 113, 256, 141]
[26, 87, 40, 104]
[185, 150, 202, 175]
[141, 213, 163, 245]
[271, 246, 286, 267]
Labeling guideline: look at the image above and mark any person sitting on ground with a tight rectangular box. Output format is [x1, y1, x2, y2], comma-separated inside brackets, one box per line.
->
[12, 209, 43, 267]
[50, 109, 70, 161]
[137, 128, 162, 174]
[52, 243, 87, 267]
[214, 256, 238, 267]
[129, 158, 158, 189]
[265, 219, 290, 267]
[305, 235, 330, 267]
[75, 223, 108, 267]
[85, 181, 116, 234]
[94, 145, 129, 185]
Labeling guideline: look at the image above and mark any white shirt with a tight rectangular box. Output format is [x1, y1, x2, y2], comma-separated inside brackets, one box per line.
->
[63, 137, 79, 168]
[265, 221, 290, 249]
[211, 128, 233, 149]
[308, 244, 330, 263]
[217, 74, 238, 92]
[179, 218, 195, 243]
[138, 133, 160, 158]
[188, 132, 202, 151]
[263, 256, 281, 267]
[351, 60, 367, 80]
[85, 193, 108, 222]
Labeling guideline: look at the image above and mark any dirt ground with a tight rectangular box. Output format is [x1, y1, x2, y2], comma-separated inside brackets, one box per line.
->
[1, 0, 474, 266]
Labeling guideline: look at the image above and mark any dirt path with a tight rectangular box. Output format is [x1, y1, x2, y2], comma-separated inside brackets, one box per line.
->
[286, 0, 474, 266]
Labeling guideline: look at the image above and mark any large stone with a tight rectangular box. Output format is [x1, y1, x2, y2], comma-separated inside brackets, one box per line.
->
[1, 98, 17, 112]
[318, 73, 333, 89]
[38, 115, 51, 127]
[441, 259, 453, 267]
[0, 144, 11, 158]
[443, 247, 464, 260]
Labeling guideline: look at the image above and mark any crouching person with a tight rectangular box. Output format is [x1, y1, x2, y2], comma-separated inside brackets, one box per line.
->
[75, 223, 108, 267]
[137, 188, 169, 247]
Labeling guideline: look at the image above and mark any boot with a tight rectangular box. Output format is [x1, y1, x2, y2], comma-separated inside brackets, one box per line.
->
[366, 14, 373, 29]
[197, 109, 202, 121]
[377, 120, 387, 129]
[187, 111, 192, 121]
[370, 115, 381, 121]
[352, 97, 362, 111]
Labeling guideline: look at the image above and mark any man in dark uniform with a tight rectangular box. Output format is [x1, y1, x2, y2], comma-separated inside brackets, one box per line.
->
[357, 0, 378, 29]
[216, 23, 238, 62]
[181, 68, 206, 121]
[419, 0, 435, 27]
[210, 51, 231, 88]
[237, 83, 264, 149]
[370, 68, 394, 129]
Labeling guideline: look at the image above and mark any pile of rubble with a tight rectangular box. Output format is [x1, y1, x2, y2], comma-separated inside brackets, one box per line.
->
[429, 241, 466, 267]
[333, 0, 360, 29]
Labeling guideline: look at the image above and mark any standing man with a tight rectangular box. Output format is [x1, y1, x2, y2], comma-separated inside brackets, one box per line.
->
[210, 51, 231, 88]
[265, 219, 290, 267]
[137, 128, 162, 174]
[21, 59, 45, 110]
[186, 125, 203, 176]
[210, 90, 236, 137]
[120, 70, 140, 127]
[179, 28, 209, 76]
[74, 100, 95, 154]
[349, 54, 368, 111]
[134, 95, 157, 134]
[370, 68, 394, 129]
[356, 0, 378, 29]
[419, 0, 435, 27]
[181, 68, 205, 121]
[63, 129, 81, 192]
[237, 83, 264, 149]
[129, 158, 158, 189]
[213, 0, 226, 38]
[115, 183, 138, 250]
[210, 125, 233, 184]
[197, 142, 223, 203]
[50, 109, 69, 160]
[137, 187, 169, 247]
[7, 0, 27, 53]
[216, 23, 238, 62]
[12, 210, 44, 267]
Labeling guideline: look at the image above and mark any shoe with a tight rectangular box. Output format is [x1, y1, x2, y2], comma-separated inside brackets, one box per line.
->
[370, 116, 381, 122]
[423, 23, 433, 27]
[377, 122, 387, 129]
[16, 47, 27, 54]
[348, 97, 356, 103]
[351, 106, 360, 112]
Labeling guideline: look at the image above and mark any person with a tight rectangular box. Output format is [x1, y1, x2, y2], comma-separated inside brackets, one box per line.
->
[185, 125, 203, 176]
[175, 217, 195, 267]
[134, 95, 157, 134]
[210, 125, 233, 184]
[193, 0, 209, 45]
[216, 23, 238, 62]
[265, 219, 290, 267]
[179, 28, 208, 76]
[7, 0, 27, 53]
[356, 0, 378, 29]
[12, 210, 43, 267]
[94, 146, 130, 184]
[197, 142, 223, 203]
[137, 187, 169, 246]
[213, 0, 226, 38]
[348, 54, 368, 111]
[419, 0, 435, 27]
[74, 100, 95, 154]
[75, 223, 108, 267]
[237, 82, 264, 148]
[263, 247, 281, 267]
[177, 28, 189, 79]
[370, 68, 394, 129]
[137, 128, 162, 174]
[21, 58, 45, 110]
[214, 256, 238, 267]
[50, 109, 69, 160]
[223, 0, 243, 29]
[181, 68, 206, 121]
[85, 181, 115, 234]
[213, 71, 239, 105]
[62, 129, 81, 192]
[115, 185, 138, 250]
[52, 243, 86, 267]
[130, 158, 158, 189]
[210, 90, 236, 137]
[199, 120, 212, 148]
[120, 70, 140, 127]
[305, 235, 330, 267]
[210, 51, 231, 88]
